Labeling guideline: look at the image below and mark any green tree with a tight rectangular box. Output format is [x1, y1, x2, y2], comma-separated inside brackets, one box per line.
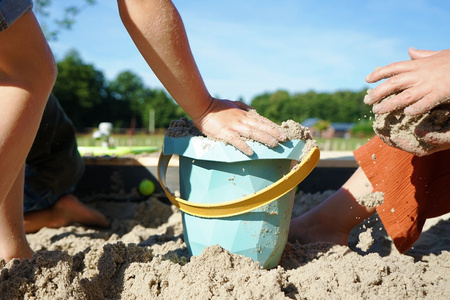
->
[265, 90, 291, 123]
[250, 92, 272, 117]
[251, 90, 293, 124]
[352, 119, 375, 138]
[53, 50, 187, 130]
[108, 71, 146, 127]
[250, 88, 373, 125]
[52, 49, 108, 128]
[313, 120, 331, 131]
[108, 71, 185, 129]
[145, 89, 186, 129]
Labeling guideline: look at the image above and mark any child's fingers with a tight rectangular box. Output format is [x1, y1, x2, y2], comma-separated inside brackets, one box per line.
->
[389, 136, 428, 156]
[365, 61, 412, 83]
[372, 86, 429, 114]
[221, 131, 254, 156]
[364, 73, 413, 106]
[408, 47, 439, 60]
[417, 130, 450, 146]
[247, 112, 286, 141]
[404, 94, 450, 115]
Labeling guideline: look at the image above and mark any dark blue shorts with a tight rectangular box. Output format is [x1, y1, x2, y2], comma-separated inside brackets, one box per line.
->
[0, 0, 33, 31]
[24, 94, 84, 214]
[23, 166, 76, 214]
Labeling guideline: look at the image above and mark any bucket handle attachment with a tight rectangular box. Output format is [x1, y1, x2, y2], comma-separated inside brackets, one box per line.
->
[157, 146, 320, 218]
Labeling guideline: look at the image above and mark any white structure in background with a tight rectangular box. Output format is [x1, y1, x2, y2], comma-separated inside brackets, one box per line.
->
[92, 122, 113, 148]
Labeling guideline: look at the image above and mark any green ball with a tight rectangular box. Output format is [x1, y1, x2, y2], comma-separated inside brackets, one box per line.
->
[139, 179, 155, 196]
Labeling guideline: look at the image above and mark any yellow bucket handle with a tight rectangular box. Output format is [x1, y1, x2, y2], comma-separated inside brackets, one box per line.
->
[157, 146, 320, 218]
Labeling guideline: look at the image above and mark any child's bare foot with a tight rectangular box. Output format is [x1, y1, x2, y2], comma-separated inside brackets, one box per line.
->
[289, 169, 376, 246]
[23, 194, 110, 233]
[288, 204, 351, 246]
[0, 239, 34, 262]
[0, 167, 35, 262]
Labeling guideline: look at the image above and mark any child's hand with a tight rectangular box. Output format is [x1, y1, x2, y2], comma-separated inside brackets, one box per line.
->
[414, 127, 450, 156]
[192, 98, 286, 156]
[364, 48, 450, 116]
[384, 133, 449, 157]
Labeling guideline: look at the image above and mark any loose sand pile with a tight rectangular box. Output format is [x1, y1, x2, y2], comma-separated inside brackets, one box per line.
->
[1, 116, 448, 299]
[1, 191, 448, 299]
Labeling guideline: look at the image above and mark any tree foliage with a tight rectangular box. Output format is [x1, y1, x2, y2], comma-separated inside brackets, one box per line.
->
[250, 89, 372, 124]
[52, 49, 186, 130]
[352, 119, 375, 137]
[52, 50, 107, 127]
[313, 120, 331, 132]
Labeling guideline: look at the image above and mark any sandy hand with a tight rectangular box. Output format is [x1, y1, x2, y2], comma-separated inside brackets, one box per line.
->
[364, 48, 450, 116]
[373, 103, 450, 156]
[378, 124, 450, 157]
[386, 135, 430, 156]
[414, 128, 450, 155]
[192, 98, 286, 156]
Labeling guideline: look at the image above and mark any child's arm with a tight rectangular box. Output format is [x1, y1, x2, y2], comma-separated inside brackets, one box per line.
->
[117, 0, 285, 156]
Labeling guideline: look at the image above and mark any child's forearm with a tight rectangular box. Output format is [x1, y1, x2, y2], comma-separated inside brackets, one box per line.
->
[117, 0, 212, 119]
[117, 0, 286, 155]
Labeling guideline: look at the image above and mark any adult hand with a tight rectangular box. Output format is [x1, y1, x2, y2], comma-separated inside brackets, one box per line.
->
[192, 98, 287, 156]
[364, 48, 450, 116]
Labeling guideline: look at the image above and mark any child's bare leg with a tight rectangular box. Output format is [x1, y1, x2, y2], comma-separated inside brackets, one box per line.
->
[0, 11, 56, 201]
[0, 12, 57, 261]
[24, 195, 110, 234]
[289, 167, 376, 245]
[0, 167, 33, 261]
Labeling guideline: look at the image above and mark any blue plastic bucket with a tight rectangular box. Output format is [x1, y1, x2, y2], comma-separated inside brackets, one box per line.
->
[158, 136, 319, 269]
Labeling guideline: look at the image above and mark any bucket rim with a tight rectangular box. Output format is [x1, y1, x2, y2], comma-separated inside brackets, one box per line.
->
[163, 135, 307, 162]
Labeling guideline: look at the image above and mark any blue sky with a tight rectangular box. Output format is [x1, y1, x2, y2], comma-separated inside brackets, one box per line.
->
[37, 0, 450, 103]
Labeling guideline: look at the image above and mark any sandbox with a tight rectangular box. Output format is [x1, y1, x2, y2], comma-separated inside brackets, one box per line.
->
[0, 151, 448, 299]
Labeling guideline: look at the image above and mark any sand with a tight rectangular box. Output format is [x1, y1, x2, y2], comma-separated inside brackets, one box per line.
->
[1, 116, 448, 299]
[356, 191, 384, 208]
[0, 190, 448, 299]
[370, 91, 450, 156]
